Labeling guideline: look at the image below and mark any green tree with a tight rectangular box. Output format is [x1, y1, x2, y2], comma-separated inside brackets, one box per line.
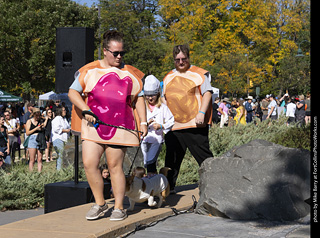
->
[0, 0, 99, 97]
[99, 0, 167, 78]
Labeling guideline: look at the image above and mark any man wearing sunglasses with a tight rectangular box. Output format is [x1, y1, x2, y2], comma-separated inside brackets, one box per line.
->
[162, 44, 214, 193]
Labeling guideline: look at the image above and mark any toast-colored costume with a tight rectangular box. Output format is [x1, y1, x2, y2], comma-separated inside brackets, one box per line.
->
[163, 66, 212, 131]
[70, 61, 144, 147]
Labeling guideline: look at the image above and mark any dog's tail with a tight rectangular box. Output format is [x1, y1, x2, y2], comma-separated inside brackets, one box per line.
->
[159, 167, 171, 177]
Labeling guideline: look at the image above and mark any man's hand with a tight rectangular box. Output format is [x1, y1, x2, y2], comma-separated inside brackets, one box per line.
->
[195, 112, 205, 125]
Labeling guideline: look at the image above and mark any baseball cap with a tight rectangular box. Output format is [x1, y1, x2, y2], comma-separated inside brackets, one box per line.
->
[144, 75, 160, 96]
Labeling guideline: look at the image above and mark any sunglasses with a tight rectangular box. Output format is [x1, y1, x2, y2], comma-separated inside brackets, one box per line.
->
[106, 49, 126, 57]
[174, 57, 188, 63]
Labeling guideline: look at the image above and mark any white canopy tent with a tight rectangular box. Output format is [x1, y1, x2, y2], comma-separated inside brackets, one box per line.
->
[211, 87, 219, 101]
[38, 91, 71, 110]
[39, 91, 56, 101]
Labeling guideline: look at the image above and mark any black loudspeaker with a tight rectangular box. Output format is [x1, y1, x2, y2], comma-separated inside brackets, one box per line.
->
[55, 27, 94, 93]
[44, 181, 111, 213]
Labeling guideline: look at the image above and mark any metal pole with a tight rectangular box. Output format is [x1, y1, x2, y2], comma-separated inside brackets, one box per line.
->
[98, 5, 101, 60]
[246, 53, 249, 97]
[74, 135, 79, 184]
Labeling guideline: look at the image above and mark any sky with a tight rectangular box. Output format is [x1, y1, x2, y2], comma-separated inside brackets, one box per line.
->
[72, 0, 97, 6]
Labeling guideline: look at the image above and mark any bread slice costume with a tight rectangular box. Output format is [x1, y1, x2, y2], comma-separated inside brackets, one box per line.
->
[163, 66, 212, 131]
[71, 61, 144, 147]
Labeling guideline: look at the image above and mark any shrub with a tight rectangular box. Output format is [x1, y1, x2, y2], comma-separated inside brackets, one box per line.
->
[209, 116, 310, 156]
[271, 124, 311, 151]
[0, 163, 86, 211]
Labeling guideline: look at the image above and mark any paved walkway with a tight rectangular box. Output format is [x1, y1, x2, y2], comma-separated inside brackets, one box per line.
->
[126, 213, 310, 238]
[0, 185, 198, 238]
[0, 208, 44, 226]
[0, 184, 311, 238]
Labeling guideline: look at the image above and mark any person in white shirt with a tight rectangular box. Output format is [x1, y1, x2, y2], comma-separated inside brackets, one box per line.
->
[266, 94, 277, 120]
[51, 106, 71, 170]
[142, 75, 174, 177]
[3, 110, 20, 163]
[286, 96, 296, 125]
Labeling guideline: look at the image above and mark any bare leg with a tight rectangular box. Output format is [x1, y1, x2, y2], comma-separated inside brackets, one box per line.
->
[82, 140, 105, 206]
[28, 148, 36, 172]
[49, 142, 53, 161]
[45, 142, 50, 162]
[105, 146, 126, 210]
[37, 149, 43, 172]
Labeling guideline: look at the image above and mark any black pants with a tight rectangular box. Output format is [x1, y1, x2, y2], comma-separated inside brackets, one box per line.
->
[164, 126, 213, 189]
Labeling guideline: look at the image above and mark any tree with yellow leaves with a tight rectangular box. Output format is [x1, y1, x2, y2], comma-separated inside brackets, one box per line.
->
[159, 0, 310, 96]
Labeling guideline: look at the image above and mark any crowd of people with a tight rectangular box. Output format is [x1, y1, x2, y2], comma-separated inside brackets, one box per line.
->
[212, 93, 311, 128]
[0, 100, 71, 172]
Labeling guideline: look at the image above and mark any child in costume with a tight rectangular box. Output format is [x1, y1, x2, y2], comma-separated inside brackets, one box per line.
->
[141, 75, 174, 177]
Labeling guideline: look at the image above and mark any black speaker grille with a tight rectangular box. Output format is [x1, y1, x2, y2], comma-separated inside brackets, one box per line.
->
[55, 27, 94, 93]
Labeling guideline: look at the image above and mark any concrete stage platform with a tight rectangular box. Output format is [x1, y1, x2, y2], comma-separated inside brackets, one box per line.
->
[0, 184, 199, 238]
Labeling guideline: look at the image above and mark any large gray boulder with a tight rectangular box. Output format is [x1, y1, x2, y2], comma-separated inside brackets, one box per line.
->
[195, 139, 310, 221]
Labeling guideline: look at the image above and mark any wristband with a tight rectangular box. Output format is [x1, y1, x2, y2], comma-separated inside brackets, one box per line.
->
[199, 110, 206, 115]
[140, 122, 147, 126]
[160, 124, 163, 130]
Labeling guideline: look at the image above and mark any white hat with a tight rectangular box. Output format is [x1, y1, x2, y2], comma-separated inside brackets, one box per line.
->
[144, 75, 160, 95]
[222, 97, 231, 103]
[246, 96, 253, 100]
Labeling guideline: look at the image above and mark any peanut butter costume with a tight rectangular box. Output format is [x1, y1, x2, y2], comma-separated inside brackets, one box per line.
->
[163, 65, 214, 190]
[163, 65, 212, 130]
[70, 60, 144, 147]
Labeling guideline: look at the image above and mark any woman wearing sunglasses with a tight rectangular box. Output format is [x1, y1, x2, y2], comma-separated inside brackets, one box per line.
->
[68, 30, 147, 222]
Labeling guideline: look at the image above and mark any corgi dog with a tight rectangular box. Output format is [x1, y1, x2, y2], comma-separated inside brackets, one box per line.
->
[125, 167, 171, 211]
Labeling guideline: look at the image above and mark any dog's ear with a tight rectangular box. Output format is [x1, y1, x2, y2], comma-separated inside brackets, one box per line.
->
[132, 167, 137, 177]
[129, 174, 135, 183]
[159, 167, 171, 177]
[125, 174, 135, 191]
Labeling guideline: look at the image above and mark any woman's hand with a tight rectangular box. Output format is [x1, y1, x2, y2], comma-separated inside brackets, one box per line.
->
[140, 124, 148, 138]
[36, 124, 43, 131]
[152, 123, 162, 130]
[83, 112, 96, 124]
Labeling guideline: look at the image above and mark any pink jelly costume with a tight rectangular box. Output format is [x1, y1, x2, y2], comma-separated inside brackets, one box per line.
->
[70, 60, 144, 147]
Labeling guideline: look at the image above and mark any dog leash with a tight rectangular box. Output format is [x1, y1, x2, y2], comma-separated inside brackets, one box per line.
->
[81, 110, 144, 134]
[82, 110, 143, 175]
[126, 142, 142, 176]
